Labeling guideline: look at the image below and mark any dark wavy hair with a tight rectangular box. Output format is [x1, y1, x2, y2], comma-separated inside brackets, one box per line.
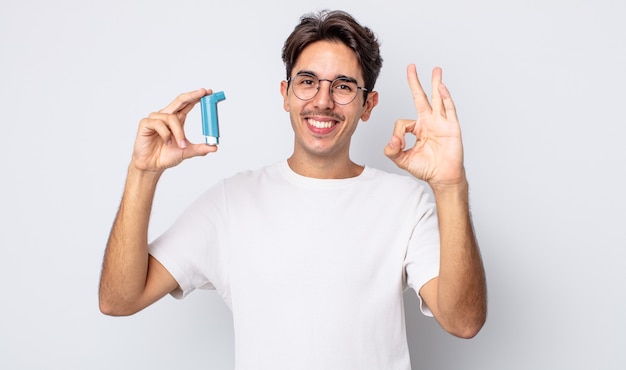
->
[281, 10, 383, 102]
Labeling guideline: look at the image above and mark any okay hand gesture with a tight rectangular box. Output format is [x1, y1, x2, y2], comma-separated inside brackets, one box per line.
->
[384, 65, 466, 188]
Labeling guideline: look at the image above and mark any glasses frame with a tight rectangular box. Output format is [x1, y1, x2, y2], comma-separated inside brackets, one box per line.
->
[287, 72, 369, 105]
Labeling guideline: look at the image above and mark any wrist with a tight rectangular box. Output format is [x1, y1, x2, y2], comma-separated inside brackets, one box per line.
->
[430, 178, 470, 206]
[429, 169, 469, 194]
[127, 163, 163, 186]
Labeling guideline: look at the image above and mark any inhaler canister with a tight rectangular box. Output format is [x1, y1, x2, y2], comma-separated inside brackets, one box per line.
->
[200, 91, 226, 145]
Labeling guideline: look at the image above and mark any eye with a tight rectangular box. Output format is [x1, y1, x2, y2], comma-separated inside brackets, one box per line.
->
[296, 74, 318, 87]
[333, 79, 356, 93]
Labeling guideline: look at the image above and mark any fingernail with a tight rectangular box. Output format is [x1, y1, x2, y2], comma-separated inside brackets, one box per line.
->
[180, 139, 187, 149]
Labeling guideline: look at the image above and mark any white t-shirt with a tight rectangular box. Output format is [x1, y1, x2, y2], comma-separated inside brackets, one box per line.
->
[149, 161, 440, 370]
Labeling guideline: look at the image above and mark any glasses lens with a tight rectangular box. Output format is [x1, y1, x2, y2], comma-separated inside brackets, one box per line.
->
[292, 74, 319, 101]
[331, 78, 358, 105]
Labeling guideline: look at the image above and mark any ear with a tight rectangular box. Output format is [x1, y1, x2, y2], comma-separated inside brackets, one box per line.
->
[360, 90, 379, 122]
[280, 80, 290, 112]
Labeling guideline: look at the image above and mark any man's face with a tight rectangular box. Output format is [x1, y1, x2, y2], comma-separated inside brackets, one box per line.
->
[280, 40, 378, 161]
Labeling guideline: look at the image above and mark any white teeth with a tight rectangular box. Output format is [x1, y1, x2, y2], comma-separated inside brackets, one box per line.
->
[308, 118, 334, 129]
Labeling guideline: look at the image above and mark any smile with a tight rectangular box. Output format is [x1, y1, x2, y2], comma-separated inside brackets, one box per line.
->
[307, 118, 336, 129]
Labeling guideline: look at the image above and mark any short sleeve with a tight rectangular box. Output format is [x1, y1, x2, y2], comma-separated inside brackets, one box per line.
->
[404, 192, 440, 316]
[148, 181, 229, 300]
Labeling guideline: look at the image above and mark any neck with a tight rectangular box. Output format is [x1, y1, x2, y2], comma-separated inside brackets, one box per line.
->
[287, 155, 363, 179]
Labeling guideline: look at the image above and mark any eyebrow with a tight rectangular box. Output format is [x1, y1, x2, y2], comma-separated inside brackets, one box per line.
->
[295, 70, 358, 83]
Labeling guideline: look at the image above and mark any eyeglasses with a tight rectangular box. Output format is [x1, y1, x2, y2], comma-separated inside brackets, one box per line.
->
[287, 72, 369, 105]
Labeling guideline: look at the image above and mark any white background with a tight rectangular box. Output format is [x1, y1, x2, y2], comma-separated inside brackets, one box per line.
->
[1, 0, 625, 369]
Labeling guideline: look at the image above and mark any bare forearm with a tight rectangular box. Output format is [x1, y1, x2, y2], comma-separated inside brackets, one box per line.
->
[432, 180, 487, 337]
[99, 166, 162, 315]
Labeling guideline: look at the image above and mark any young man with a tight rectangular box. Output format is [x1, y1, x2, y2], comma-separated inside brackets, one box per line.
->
[99, 9, 486, 369]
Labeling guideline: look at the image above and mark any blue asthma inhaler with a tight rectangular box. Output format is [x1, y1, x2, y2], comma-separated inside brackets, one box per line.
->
[200, 91, 226, 145]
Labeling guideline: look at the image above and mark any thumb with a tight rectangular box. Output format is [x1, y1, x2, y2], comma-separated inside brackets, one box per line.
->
[384, 135, 404, 160]
[181, 142, 218, 161]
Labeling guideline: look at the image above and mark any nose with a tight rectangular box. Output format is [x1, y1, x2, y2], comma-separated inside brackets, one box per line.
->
[311, 79, 335, 109]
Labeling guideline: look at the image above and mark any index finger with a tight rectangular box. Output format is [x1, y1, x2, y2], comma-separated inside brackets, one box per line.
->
[407, 64, 432, 117]
[160, 88, 211, 115]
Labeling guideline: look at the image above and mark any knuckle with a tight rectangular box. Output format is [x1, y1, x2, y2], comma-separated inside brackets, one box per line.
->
[148, 111, 163, 119]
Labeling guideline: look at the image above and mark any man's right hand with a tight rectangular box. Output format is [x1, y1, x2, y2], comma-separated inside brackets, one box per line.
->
[131, 88, 218, 172]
